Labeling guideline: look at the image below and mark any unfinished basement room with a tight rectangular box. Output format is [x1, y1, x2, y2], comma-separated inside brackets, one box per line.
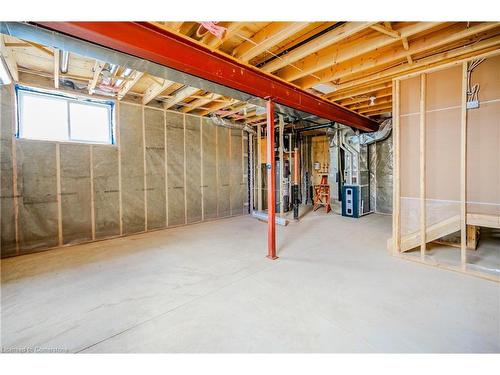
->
[1, 13, 499, 360]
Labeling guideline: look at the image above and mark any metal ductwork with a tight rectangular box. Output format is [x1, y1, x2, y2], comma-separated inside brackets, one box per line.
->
[356, 118, 392, 146]
[209, 114, 256, 135]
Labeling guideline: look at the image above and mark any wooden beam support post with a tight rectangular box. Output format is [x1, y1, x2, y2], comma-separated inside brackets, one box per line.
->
[266, 98, 277, 260]
[392, 79, 401, 256]
[419, 73, 426, 260]
[460, 62, 468, 270]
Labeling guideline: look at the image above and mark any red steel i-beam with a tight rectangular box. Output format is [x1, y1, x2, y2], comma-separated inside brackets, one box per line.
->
[266, 99, 277, 260]
[33, 22, 379, 132]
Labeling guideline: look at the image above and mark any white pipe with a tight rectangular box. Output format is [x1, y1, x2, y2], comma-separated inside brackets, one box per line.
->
[251, 211, 288, 226]
[59, 50, 69, 74]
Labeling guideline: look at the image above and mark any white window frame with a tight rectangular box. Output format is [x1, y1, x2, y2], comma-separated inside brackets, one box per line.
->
[16, 85, 115, 145]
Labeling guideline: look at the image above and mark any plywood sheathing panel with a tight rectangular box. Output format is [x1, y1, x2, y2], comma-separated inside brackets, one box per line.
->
[119, 103, 146, 234]
[311, 135, 329, 186]
[217, 126, 230, 217]
[0, 85, 16, 256]
[16, 141, 59, 252]
[399, 71, 421, 237]
[201, 117, 217, 219]
[400, 115, 420, 199]
[144, 108, 166, 230]
[425, 67, 461, 229]
[400, 76, 420, 115]
[466, 55, 500, 217]
[426, 66, 462, 111]
[166, 111, 186, 226]
[60, 144, 92, 244]
[230, 129, 244, 216]
[185, 114, 202, 224]
[92, 145, 120, 239]
[466, 54, 500, 102]
[399, 75, 420, 238]
[425, 110, 461, 201]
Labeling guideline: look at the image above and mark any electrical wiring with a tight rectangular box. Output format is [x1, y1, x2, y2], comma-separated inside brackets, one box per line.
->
[467, 58, 485, 104]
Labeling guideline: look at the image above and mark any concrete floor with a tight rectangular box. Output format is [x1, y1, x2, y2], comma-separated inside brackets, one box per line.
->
[1, 210, 499, 353]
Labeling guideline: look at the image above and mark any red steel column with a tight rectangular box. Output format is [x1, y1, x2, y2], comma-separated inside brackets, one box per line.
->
[266, 99, 277, 260]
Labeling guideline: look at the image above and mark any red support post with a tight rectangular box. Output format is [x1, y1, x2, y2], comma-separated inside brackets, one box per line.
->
[266, 99, 278, 260]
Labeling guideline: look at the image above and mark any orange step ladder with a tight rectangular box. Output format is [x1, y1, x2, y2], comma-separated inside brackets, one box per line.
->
[313, 174, 331, 213]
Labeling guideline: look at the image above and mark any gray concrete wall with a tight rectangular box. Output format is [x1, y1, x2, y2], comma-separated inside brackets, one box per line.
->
[0, 85, 249, 257]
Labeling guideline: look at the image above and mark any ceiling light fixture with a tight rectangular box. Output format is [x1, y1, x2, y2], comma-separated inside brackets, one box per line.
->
[369, 96, 376, 106]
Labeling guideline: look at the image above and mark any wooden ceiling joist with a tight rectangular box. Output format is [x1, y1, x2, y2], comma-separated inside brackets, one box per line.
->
[24, 40, 54, 56]
[328, 82, 393, 101]
[10, 21, 500, 121]
[338, 89, 392, 106]
[365, 107, 392, 117]
[348, 97, 392, 111]
[0, 36, 19, 81]
[370, 23, 401, 39]
[232, 22, 309, 62]
[219, 103, 251, 118]
[276, 22, 441, 83]
[359, 103, 393, 114]
[163, 86, 200, 109]
[89, 60, 105, 94]
[260, 22, 376, 73]
[168, 22, 184, 32]
[297, 22, 500, 89]
[182, 93, 223, 113]
[117, 71, 144, 100]
[333, 34, 500, 93]
[245, 115, 266, 124]
[203, 22, 248, 49]
[197, 98, 239, 116]
[143, 78, 175, 104]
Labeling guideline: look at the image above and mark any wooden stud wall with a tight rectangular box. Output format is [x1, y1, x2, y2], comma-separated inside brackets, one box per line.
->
[391, 53, 500, 282]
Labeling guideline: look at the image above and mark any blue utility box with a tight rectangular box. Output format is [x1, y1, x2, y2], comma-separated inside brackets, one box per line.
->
[342, 184, 360, 218]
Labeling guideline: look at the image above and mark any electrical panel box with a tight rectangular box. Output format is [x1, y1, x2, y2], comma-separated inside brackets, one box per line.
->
[466, 100, 479, 109]
[342, 185, 359, 218]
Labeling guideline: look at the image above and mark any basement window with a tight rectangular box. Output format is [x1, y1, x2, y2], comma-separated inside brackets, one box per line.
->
[16, 86, 115, 144]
